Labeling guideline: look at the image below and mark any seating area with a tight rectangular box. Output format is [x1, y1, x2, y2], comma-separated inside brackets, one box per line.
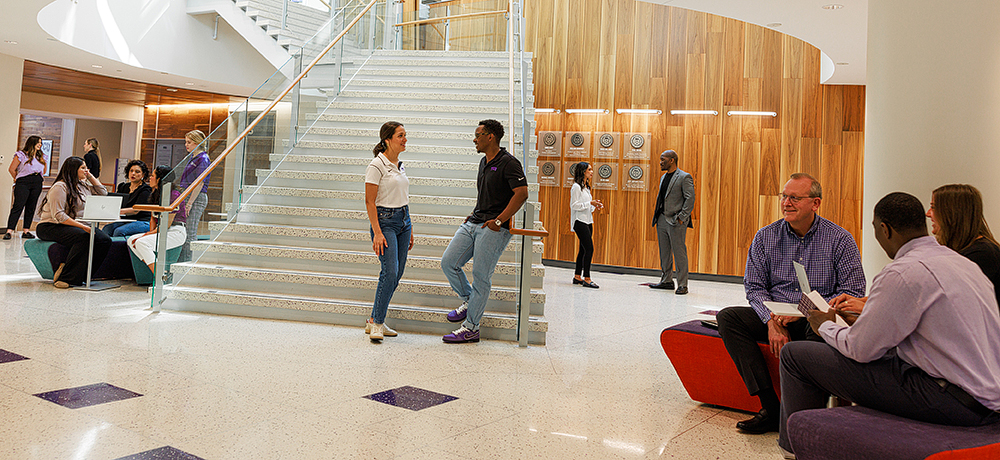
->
[787, 406, 1000, 460]
[24, 237, 181, 286]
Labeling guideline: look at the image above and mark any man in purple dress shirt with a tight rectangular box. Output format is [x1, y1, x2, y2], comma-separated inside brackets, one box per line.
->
[716, 173, 866, 434]
[778, 192, 1000, 456]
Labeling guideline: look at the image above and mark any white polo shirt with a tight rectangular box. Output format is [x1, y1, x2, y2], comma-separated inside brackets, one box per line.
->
[364, 153, 409, 207]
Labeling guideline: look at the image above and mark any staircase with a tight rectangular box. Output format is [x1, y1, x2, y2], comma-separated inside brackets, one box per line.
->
[235, 0, 331, 51]
[162, 50, 547, 343]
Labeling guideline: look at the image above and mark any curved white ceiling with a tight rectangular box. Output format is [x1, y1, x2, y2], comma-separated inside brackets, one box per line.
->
[642, 0, 868, 85]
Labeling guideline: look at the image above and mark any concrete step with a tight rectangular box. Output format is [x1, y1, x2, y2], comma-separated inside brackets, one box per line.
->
[162, 286, 547, 344]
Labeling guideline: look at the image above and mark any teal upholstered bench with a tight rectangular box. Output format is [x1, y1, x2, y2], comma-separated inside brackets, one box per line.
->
[129, 245, 182, 285]
[24, 239, 57, 279]
[24, 237, 134, 281]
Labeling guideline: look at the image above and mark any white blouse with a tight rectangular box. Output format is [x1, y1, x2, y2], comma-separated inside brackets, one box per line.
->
[364, 153, 409, 207]
[569, 182, 595, 230]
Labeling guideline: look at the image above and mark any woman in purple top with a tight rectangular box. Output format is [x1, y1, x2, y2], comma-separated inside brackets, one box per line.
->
[177, 129, 210, 262]
[5, 135, 47, 240]
[127, 165, 188, 275]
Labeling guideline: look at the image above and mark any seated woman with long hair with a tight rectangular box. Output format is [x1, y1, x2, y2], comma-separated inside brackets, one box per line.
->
[927, 184, 1000, 306]
[127, 165, 188, 275]
[36, 156, 109, 288]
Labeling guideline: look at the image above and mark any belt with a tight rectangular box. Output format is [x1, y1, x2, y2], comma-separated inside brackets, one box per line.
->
[935, 378, 999, 417]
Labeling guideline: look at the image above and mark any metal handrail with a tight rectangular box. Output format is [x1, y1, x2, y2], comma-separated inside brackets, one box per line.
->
[135, 0, 380, 215]
[394, 9, 506, 28]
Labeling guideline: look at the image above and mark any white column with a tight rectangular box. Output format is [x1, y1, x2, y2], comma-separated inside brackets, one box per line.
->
[0, 54, 24, 228]
[863, 0, 1000, 281]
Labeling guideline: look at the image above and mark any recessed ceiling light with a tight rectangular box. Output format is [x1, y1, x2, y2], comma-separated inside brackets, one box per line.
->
[836, 62, 849, 66]
[185, 82, 195, 86]
[4, 40, 17, 45]
[822, 4, 844, 10]
[160, 71, 168, 75]
[116, 69, 123, 72]
[46, 37, 58, 41]
[91, 64, 102, 69]
[166, 88, 178, 92]
[766, 23, 782, 28]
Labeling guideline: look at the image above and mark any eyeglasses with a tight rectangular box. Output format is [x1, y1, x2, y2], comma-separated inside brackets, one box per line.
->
[474, 131, 490, 139]
[780, 194, 817, 204]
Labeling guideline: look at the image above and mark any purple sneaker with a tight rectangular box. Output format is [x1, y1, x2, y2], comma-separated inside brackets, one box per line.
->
[443, 326, 479, 343]
[446, 301, 468, 322]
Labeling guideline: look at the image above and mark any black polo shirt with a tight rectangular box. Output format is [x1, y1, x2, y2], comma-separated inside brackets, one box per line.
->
[469, 147, 527, 229]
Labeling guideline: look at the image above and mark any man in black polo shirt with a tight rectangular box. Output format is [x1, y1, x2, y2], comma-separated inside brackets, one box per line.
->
[441, 119, 528, 343]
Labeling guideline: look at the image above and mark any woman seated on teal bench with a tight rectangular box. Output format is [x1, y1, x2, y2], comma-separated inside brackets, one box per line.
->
[127, 165, 187, 274]
[36, 157, 109, 288]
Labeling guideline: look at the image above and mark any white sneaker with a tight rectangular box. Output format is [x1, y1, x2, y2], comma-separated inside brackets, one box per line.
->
[366, 318, 397, 337]
[370, 323, 384, 341]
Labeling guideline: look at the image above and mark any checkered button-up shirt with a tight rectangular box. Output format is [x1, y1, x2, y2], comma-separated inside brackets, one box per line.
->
[744, 215, 866, 323]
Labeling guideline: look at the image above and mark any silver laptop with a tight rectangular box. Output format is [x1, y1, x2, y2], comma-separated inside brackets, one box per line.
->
[82, 195, 122, 221]
[793, 261, 811, 293]
[763, 262, 815, 317]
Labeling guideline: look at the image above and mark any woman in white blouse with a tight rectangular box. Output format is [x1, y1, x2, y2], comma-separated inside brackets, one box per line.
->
[364, 121, 413, 341]
[570, 162, 604, 288]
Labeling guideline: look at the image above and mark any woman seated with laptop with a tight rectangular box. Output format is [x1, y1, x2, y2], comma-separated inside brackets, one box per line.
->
[36, 156, 109, 288]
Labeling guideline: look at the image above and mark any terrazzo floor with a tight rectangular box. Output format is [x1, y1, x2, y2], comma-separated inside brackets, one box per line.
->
[0, 236, 783, 459]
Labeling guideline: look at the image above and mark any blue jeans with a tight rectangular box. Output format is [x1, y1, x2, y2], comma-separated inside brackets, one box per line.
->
[441, 221, 512, 331]
[102, 220, 150, 238]
[370, 206, 412, 324]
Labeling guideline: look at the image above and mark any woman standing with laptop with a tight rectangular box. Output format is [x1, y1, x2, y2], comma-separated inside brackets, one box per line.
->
[36, 156, 109, 288]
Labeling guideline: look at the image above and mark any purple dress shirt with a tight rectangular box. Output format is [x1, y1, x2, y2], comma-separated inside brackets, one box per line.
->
[744, 215, 866, 323]
[820, 236, 1000, 410]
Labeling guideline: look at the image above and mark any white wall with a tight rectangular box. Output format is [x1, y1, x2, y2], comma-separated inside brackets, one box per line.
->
[864, 0, 1000, 282]
[74, 119, 123, 185]
[0, 54, 25, 230]
[36, 0, 277, 92]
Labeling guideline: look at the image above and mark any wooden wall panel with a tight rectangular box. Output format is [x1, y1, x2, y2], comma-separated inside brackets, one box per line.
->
[528, 0, 866, 276]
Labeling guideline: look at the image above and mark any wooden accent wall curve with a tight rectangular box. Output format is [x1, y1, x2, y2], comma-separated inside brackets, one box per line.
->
[526, 0, 865, 277]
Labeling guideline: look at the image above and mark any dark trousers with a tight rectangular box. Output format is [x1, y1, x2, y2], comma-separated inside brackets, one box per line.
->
[36, 222, 111, 286]
[7, 174, 43, 232]
[716, 306, 821, 397]
[573, 220, 594, 278]
[778, 341, 1000, 452]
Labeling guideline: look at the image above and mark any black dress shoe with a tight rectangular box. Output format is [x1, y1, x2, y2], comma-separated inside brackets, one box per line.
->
[736, 409, 779, 434]
[649, 282, 675, 290]
[582, 280, 599, 289]
[573, 278, 583, 285]
[675, 286, 689, 295]
[2, 233, 10, 240]
[22, 232, 34, 239]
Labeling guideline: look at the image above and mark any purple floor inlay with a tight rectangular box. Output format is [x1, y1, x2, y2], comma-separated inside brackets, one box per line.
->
[364, 385, 458, 411]
[34, 382, 142, 409]
[0, 349, 29, 364]
[699, 310, 719, 316]
[113, 446, 205, 460]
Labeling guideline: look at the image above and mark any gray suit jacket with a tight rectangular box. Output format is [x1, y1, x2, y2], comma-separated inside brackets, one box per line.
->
[652, 168, 695, 228]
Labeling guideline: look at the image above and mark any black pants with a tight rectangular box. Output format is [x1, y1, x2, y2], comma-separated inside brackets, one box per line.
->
[36, 222, 111, 286]
[573, 220, 594, 278]
[716, 306, 822, 396]
[7, 174, 43, 232]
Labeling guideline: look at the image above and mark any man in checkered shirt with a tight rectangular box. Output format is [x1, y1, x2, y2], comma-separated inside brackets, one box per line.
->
[715, 173, 866, 435]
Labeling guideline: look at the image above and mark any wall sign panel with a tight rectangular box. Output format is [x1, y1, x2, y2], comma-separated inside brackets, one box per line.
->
[622, 163, 650, 192]
[537, 159, 560, 187]
[563, 161, 583, 188]
[594, 131, 620, 159]
[564, 131, 591, 158]
[538, 131, 562, 158]
[623, 132, 651, 160]
[593, 162, 618, 190]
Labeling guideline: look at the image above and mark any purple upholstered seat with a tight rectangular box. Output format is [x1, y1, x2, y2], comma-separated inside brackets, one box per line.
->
[788, 406, 1000, 460]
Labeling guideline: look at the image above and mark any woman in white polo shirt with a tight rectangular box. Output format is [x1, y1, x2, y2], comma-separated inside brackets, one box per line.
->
[364, 121, 413, 341]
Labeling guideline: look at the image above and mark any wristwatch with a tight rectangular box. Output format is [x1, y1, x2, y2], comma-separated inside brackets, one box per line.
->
[494, 218, 503, 227]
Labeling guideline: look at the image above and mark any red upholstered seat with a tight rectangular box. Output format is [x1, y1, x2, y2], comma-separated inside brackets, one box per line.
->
[660, 320, 780, 413]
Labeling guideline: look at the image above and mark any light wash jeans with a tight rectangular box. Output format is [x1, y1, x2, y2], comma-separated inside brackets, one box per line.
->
[370, 206, 412, 324]
[103, 220, 150, 238]
[441, 221, 512, 331]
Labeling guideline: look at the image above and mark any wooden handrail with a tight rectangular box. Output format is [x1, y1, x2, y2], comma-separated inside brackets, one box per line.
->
[135, 0, 380, 214]
[510, 228, 548, 238]
[395, 9, 506, 28]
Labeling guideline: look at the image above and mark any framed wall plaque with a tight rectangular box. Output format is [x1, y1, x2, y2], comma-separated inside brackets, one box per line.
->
[563, 161, 584, 188]
[563, 131, 591, 158]
[538, 159, 560, 187]
[594, 132, 620, 159]
[538, 131, 562, 158]
[622, 163, 650, 192]
[593, 162, 618, 190]
[623, 132, 651, 160]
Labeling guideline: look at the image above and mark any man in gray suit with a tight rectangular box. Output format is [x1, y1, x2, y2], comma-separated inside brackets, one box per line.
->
[650, 150, 695, 294]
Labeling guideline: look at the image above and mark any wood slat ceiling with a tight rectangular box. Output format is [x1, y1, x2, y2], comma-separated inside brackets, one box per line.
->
[21, 61, 239, 107]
